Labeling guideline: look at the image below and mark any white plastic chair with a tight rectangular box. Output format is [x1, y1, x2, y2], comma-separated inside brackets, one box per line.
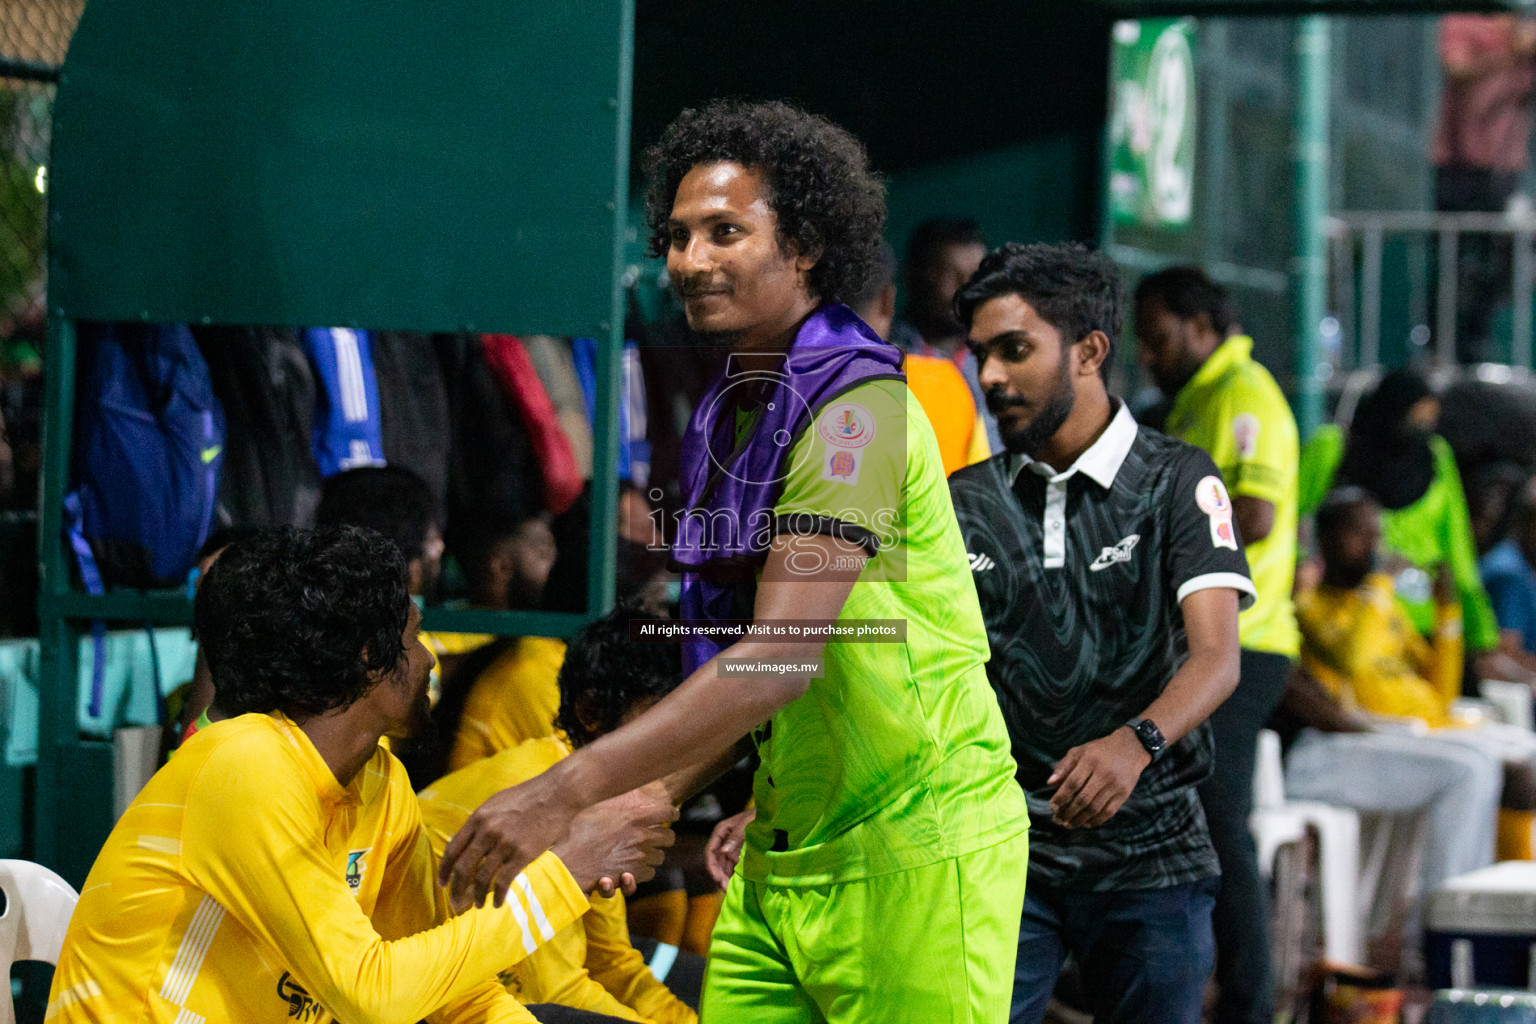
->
[0, 860, 79, 1024]
[1479, 679, 1533, 732]
[1251, 729, 1364, 966]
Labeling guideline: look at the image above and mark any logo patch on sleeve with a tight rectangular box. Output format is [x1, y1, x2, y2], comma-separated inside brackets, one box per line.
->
[1195, 475, 1238, 551]
[822, 447, 864, 485]
[817, 402, 876, 449]
[1232, 413, 1261, 458]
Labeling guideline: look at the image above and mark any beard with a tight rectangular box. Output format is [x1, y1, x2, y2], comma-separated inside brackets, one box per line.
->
[691, 328, 749, 349]
[987, 358, 1076, 459]
[1156, 347, 1207, 398]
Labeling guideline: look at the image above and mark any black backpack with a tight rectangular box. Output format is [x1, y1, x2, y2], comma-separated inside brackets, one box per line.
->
[373, 330, 451, 528]
[434, 332, 542, 551]
[194, 325, 321, 528]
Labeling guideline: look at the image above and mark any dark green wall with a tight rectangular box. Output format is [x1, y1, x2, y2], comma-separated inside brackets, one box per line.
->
[884, 134, 1097, 278]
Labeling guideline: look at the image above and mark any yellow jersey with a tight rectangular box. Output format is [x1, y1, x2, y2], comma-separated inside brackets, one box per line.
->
[419, 738, 695, 1024]
[1166, 336, 1301, 658]
[1296, 574, 1464, 727]
[449, 637, 567, 771]
[48, 712, 588, 1024]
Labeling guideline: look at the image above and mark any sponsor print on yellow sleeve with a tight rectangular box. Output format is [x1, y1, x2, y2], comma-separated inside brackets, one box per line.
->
[1197, 475, 1238, 551]
[346, 848, 370, 892]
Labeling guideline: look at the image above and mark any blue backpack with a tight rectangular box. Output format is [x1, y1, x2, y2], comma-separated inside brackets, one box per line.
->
[67, 322, 225, 714]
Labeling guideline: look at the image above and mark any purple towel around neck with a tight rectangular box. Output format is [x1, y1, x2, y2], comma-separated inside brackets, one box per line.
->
[668, 304, 905, 674]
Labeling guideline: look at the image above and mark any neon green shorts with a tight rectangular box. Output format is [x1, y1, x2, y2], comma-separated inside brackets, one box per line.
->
[701, 832, 1028, 1024]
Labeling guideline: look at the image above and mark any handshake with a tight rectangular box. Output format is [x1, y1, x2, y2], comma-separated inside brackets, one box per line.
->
[441, 776, 679, 912]
[555, 783, 680, 896]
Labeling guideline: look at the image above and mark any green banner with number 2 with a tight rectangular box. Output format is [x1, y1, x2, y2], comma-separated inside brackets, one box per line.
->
[1109, 18, 1197, 230]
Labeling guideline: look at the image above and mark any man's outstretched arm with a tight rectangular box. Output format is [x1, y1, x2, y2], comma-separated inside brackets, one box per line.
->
[439, 531, 867, 910]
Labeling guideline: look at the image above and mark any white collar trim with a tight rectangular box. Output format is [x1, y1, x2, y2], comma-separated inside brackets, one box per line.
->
[1008, 401, 1138, 488]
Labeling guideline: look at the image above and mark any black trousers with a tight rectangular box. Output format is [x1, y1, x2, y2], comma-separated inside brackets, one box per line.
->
[1197, 648, 1292, 1024]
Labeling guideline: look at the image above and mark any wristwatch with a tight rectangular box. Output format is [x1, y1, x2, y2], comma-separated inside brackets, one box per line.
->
[1126, 718, 1166, 761]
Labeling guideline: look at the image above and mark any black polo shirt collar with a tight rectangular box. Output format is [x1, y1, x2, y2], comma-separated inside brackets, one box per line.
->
[1005, 401, 1139, 569]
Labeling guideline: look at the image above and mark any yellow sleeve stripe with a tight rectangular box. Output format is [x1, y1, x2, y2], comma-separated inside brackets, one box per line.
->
[173, 1007, 208, 1024]
[160, 894, 225, 1006]
[44, 980, 102, 1020]
[138, 835, 182, 855]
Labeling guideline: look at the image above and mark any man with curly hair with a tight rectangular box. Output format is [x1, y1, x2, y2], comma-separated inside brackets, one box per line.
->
[48, 527, 676, 1024]
[441, 100, 1029, 1022]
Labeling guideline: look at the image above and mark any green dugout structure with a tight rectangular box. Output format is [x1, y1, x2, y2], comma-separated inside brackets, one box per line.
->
[36, 0, 634, 885]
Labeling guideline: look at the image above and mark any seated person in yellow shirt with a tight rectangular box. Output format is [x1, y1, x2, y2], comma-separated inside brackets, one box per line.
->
[185, 468, 460, 755]
[1297, 488, 1466, 728]
[1296, 487, 1536, 820]
[439, 520, 672, 774]
[48, 526, 676, 1024]
[442, 633, 570, 770]
[419, 609, 698, 1024]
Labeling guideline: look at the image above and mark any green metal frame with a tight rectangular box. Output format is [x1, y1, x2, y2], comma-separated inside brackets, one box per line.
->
[35, 0, 636, 885]
[1293, 16, 1332, 438]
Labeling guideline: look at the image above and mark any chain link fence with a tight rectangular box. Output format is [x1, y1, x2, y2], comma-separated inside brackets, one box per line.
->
[0, 1, 82, 633]
[0, 1, 82, 335]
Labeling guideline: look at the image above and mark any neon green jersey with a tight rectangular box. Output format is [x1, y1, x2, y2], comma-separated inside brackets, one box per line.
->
[742, 379, 1027, 887]
[1299, 425, 1499, 652]
[1166, 336, 1301, 657]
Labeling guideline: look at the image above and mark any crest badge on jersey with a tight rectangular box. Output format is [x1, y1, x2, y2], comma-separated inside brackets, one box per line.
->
[1232, 412, 1261, 458]
[1195, 475, 1238, 551]
[817, 402, 876, 449]
[821, 446, 864, 486]
[346, 849, 370, 892]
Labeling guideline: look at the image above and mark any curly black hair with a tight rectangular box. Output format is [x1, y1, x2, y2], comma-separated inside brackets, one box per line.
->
[554, 608, 684, 748]
[644, 99, 886, 305]
[955, 242, 1121, 378]
[194, 526, 411, 719]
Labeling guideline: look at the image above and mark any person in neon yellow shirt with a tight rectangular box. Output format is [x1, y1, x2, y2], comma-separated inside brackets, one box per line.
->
[439, 101, 1028, 1024]
[419, 610, 697, 1024]
[48, 527, 675, 1024]
[1298, 368, 1499, 656]
[1135, 266, 1299, 1024]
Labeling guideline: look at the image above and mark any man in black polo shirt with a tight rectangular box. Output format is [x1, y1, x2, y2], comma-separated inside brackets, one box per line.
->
[949, 243, 1254, 1024]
